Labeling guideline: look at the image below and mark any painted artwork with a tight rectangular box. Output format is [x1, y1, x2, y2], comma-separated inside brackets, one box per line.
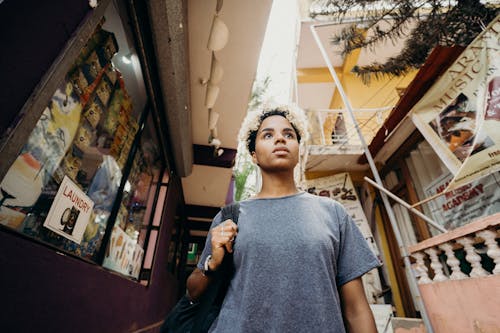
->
[0, 81, 82, 229]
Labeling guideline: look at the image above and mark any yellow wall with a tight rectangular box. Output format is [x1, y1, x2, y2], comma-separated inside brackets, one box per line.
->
[329, 69, 418, 109]
[298, 65, 418, 146]
[297, 66, 418, 109]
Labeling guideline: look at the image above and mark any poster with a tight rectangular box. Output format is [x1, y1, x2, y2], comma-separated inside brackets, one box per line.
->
[411, 16, 500, 190]
[43, 176, 94, 244]
[424, 171, 500, 229]
[303, 172, 379, 256]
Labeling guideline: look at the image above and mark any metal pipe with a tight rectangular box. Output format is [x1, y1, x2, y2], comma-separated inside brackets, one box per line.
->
[307, 106, 394, 113]
[364, 177, 447, 233]
[310, 23, 435, 332]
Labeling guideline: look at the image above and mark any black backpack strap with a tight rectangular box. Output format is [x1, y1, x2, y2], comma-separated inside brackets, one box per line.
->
[191, 202, 240, 333]
[220, 202, 240, 224]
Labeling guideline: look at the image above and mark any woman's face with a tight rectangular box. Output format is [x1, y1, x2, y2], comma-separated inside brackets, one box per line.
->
[251, 115, 299, 172]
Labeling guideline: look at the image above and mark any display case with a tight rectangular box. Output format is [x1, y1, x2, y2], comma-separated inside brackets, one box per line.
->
[0, 0, 168, 281]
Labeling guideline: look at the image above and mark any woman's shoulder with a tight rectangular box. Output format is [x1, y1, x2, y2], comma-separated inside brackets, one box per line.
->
[303, 192, 343, 207]
[302, 192, 350, 219]
[239, 192, 346, 213]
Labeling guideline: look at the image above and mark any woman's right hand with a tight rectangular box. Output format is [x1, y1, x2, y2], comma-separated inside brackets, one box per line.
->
[186, 219, 238, 301]
[209, 219, 238, 271]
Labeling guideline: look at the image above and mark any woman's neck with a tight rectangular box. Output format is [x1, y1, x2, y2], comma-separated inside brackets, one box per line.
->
[255, 172, 298, 198]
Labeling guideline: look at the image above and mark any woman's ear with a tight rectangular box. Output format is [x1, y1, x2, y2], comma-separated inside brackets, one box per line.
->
[251, 151, 258, 165]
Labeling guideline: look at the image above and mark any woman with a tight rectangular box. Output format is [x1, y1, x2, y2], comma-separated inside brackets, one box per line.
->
[187, 105, 380, 332]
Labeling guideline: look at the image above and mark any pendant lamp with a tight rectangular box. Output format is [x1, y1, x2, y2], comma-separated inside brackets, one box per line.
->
[207, 15, 229, 51]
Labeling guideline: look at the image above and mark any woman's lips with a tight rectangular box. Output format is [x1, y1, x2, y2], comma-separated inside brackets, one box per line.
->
[272, 147, 289, 154]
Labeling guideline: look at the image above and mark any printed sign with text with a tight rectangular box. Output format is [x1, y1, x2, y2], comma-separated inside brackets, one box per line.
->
[43, 176, 94, 244]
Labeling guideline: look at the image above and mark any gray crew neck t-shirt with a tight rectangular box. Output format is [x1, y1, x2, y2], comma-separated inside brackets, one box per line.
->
[197, 192, 380, 333]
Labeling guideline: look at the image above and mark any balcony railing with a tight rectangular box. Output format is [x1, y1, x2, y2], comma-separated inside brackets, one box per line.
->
[407, 213, 500, 333]
[409, 213, 500, 283]
[303, 107, 393, 172]
[305, 107, 392, 150]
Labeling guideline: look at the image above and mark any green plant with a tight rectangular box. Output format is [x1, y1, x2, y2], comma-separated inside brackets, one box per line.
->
[233, 162, 256, 202]
[248, 76, 271, 110]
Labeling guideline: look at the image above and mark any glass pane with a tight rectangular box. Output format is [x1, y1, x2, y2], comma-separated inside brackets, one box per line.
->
[102, 111, 163, 278]
[152, 185, 167, 227]
[0, 1, 153, 265]
[143, 229, 158, 270]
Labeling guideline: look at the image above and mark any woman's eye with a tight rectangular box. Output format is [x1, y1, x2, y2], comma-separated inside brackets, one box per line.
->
[263, 133, 273, 139]
[285, 133, 295, 139]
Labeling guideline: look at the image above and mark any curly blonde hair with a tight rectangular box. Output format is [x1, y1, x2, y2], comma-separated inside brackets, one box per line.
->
[238, 104, 309, 154]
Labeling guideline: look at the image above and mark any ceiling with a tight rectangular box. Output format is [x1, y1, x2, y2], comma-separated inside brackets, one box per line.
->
[181, 0, 273, 208]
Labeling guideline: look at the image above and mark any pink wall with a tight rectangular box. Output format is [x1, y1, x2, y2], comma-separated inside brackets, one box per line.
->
[392, 318, 426, 333]
[394, 326, 425, 333]
[419, 276, 500, 333]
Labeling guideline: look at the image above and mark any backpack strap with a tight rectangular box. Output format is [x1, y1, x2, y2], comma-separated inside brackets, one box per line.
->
[191, 202, 240, 333]
[220, 202, 240, 224]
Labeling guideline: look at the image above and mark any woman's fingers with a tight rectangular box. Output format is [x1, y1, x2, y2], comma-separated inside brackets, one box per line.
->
[225, 240, 234, 253]
[208, 220, 236, 270]
[221, 219, 238, 233]
[218, 220, 238, 243]
[211, 219, 238, 256]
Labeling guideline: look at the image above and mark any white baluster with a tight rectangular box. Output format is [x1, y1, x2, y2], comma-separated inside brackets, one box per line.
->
[456, 237, 489, 278]
[477, 230, 500, 275]
[424, 247, 448, 282]
[411, 252, 432, 284]
[439, 242, 467, 280]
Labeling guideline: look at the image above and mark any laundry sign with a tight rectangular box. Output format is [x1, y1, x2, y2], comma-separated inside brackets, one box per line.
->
[43, 176, 94, 244]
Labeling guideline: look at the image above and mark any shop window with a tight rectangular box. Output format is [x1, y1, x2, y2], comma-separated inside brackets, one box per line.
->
[0, 1, 168, 282]
[101, 110, 165, 280]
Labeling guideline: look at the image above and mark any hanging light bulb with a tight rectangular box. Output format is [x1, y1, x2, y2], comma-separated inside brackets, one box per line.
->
[209, 137, 222, 147]
[209, 53, 224, 84]
[205, 83, 220, 108]
[207, 15, 229, 51]
[208, 109, 220, 130]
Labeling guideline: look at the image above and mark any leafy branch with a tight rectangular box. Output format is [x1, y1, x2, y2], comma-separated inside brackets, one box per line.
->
[317, 0, 498, 82]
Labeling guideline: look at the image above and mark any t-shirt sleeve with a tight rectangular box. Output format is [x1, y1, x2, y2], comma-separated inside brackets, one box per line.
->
[335, 204, 381, 286]
[196, 211, 223, 270]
